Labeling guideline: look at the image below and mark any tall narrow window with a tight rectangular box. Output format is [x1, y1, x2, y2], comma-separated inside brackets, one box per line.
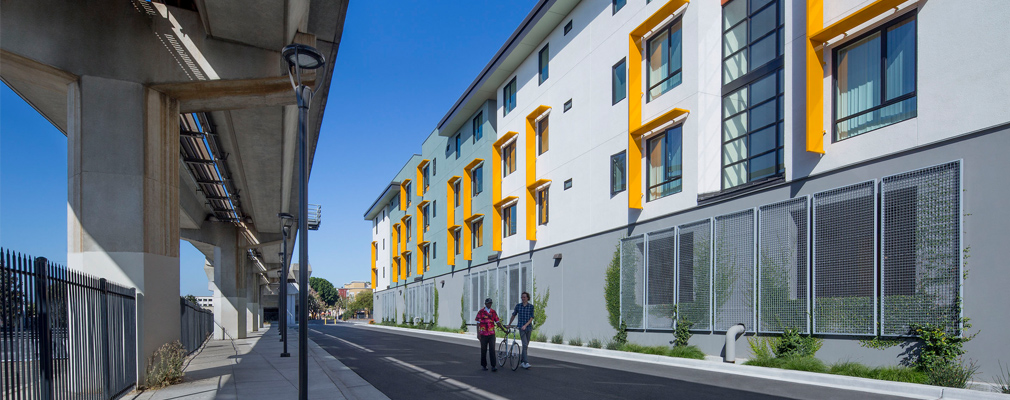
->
[647, 19, 683, 101]
[503, 77, 517, 116]
[538, 44, 550, 84]
[537, 188, 549, 225]
[537, 116, 549, 155]
[646, 126, 683, 201]
[423, 245, 430, 272]
[472, 165, 484, 196]
[835, 13, 916, 140]
[472, 220, 484, 248]
[503, 142, 516, 176]
[453, 230, 460, 255]
[503, 205, 517, 237]
[564, 20, 573, 35]
[405, 218, 412, 242]
[405, 254, 412, 277]
[423, 205, 430, 231]
[454, 181, 460, 207]
[432, 158, 436, 175]
[611, 151, 627, 194]
[472, 112, 484, 143]
[613, 0, 626, 14]
[722, 0, 785, 190]
[405, 183, 412, 206]
[423, 165, 430, 192]
[455, 134, 461, 159]
[432, 200, 436, 217]
[432, 242, 436, 259]
[612, 58, 627, 105]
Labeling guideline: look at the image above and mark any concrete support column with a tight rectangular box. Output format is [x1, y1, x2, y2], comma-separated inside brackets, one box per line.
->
[67, 76, 180, 384]
[210, 224, 247, 340]
[247, 272, 259, 332]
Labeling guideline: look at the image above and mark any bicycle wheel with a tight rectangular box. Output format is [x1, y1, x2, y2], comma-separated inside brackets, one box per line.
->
[509, 342, 520, 371]
[497, 339, 508, 367]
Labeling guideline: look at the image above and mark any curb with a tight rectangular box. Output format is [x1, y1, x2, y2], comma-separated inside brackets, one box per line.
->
[355, 323, 1008, 400]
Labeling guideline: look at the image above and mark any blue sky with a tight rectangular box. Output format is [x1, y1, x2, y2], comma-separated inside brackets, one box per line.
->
[0, 1, 538, 295]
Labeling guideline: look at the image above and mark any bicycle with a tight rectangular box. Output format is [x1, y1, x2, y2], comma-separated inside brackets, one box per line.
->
[496, 324, 521, 371]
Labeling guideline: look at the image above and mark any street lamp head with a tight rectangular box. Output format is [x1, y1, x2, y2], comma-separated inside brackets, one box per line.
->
[282, 44, 325, 71]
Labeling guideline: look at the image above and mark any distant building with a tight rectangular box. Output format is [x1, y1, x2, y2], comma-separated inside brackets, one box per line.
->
[195, 296, 214, 311]
[342, 281, 369, 300]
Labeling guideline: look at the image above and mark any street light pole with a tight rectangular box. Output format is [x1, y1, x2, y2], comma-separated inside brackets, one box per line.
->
[282, 43, 324, 400]
[277, 214, 292, 357]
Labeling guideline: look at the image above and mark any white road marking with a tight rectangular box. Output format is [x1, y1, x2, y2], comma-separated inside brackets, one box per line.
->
[384, 356, 510, 400]
[312, 329, 374, 353]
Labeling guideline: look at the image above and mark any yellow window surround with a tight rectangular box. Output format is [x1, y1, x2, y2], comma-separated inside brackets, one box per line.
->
[415, 159, 430, 196]
[447, 229, 456, 266]
[524, 106, 550, 240]
[446, 176, 461, 231]
[462, 159, 484, 261]
[370, 241, 377, 289]
[628, 0, 690, 209]
[491, 131, 519, 251]
[399, 179, 412, 211]
[391, 222, 401, 282]
[806, 0, 909, 154]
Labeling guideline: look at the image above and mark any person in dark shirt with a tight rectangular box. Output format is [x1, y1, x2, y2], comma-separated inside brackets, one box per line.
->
[508, 292, 534, 369]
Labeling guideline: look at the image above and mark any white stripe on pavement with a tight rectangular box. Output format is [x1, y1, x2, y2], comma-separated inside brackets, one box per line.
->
[312, 329, 374, 353]
[383, 357, 509, 400]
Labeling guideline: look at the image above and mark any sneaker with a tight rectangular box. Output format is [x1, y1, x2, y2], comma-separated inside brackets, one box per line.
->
[482, 366, 488, 371]
[492, 367, 498, 372]
[524, 362, 531, 369]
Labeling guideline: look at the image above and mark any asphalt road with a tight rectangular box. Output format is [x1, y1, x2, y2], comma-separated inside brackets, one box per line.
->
[308, 321, 911, 400]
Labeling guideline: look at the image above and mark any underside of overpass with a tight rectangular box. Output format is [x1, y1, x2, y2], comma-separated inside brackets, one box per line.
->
[1, 0, 347, 383]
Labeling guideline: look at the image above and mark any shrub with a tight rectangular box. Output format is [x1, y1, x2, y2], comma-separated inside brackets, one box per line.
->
[533, 332, 547, 342]
[550, 334, 564, 344]
[613, 322, 628, 345]
[568, 337, 583, 347]
[673, 315, 693, 347]
[926, 359, 978, 388]
[774, 328, 822, 358]
[145, 341, 186, 389]
[604, 245, 621, 331]
[747, 337, 775, 362]
[604, 340, 621, 350]
[459, 293, 468, 332]
[912, 324, 971, 371]
[587, 339, 602, 349]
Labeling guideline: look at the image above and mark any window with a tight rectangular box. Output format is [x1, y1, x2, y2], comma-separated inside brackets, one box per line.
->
[646, 126, 683, 201]
[405, 254, 412, 277]
[613, 0, 626, 14]
[834, 13, 916, 140]
[503, 77, 517, 116]
[453, 181, 460, 207]
[538, 44, 550, 84]
[503, 205, 517, 237]
[722, 0, 785, 190]
[564, 179, 572, 190]
[455, 134, 461, 159]
[405, 218, 412, 242]
[423, 205, 430, 231]
[611, 151, 627, 194]
[537, 188, 549, 225]
[423, 245, 430, 272]
[647, 19, 683, 101]
[472, 220, 484, 248]
[472, 165, 484, 196]
[405, 183, 412, 206]
[503, 142, 516, 176]
[537, 116, 549, 155]
[453, 230, 460, 255]
[473, 112, 484, 143]
[564, 99, 572, 112]
[564, 20, 573, 35]
[432, 158, 436, 175]
[432, 200, 436, 217]
[423, 165, 430, 192]
[612, 58, 627, 104]
[382, 239, 384, 249]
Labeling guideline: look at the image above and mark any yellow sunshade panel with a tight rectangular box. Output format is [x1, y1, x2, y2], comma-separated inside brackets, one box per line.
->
[494, 196, 519, 209]
[415, 160, 430, 197]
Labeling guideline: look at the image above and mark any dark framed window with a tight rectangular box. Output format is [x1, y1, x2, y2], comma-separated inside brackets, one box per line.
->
[432, 200, 436, 217]
[405, 183, 412, 206]
[646, 18, 683, 101]
[455, 134, 461, 159]
[834, 12, 916, 141]
[472, 220, 484, 248]
[503, 142, 516, 176]
[564, 99, 572, 112]
[503, 204, 517, 237]
[537, 188, 549, 225]
[537, 116, 549, 155]
[503, 77, 517, 116]
[646, 126, 683, 201]
[423, 245, 430, 271]
[613, 0, 626, 14]
[453, 230, 460, 255]
[564, 20, 573, 35]
[472, 165, 484, 196]
[564, 179, 572, 190]
[612, 58, 627, 105]
[423, 204, 430, 231]
[611, 151, 627, 194]
[539, 44, 550, 84]
[405, 254, 412, 277]
[453, 181, 460, 207]
[472, 112, 484, 143]
[432, 158, 436, 175]
[722, 0, 785, 190]
[423, 165, 430, 192]
[405, 218, 412, 242]
[432, 242, 436, 260]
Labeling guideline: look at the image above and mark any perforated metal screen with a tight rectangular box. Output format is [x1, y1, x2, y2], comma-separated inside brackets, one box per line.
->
[497, 267, 508, 316]
[715, 210, 756, 332]
[620, 235, 646, 329]
[759, 198, 810, 333]
[678, 219, 712, 331]
[647, 228, 677, 330]
[813, 181, 876, 335]
[881, 161, 961, 336]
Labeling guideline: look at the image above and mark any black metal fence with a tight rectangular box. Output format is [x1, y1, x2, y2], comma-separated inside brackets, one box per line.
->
[1, 249, 137, 400]
[179, 298, 212, 354]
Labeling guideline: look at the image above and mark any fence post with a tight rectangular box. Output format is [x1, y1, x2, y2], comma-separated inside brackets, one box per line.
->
[100, 278, 111, 399]
[34, 257, 54, 400]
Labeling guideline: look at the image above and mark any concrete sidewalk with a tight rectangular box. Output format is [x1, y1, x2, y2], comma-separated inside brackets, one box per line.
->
[131, 326, 388, 400]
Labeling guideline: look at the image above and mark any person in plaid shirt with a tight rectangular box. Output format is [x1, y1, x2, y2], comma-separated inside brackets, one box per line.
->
[475, 298, 500, 371]
[508, 292, 534, 369]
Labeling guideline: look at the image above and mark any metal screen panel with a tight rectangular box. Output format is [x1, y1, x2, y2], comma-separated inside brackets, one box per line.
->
[677, 219, 712, 331]
[758, 198, 810, 333]
[714, 210, 756, 332]
[813, 181, 876, 335]
[646, 228, 677, 330]
[497, 267, 508, 316]
[620, 235, 646, 329]
[509, 265, 521, 312]
[881, 161, 961, 336]
[521, 261, 531, 295]
[462, 278, 471, 322]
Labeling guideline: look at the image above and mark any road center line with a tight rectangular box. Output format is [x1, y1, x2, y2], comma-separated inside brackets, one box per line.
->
[312, 329, 374, 353]
[383, 356, 509, 400]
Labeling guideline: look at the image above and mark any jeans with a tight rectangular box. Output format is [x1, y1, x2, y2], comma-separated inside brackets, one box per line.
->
[519, 326, 532, 363]
[479, 334, 496, 368]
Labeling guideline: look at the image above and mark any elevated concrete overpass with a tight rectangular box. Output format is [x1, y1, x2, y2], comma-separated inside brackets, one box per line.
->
[1, 0, 347, 382]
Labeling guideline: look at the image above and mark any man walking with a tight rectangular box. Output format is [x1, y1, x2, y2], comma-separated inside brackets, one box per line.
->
[508, 292, 534, 369]
[475, 298, 500, 371]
